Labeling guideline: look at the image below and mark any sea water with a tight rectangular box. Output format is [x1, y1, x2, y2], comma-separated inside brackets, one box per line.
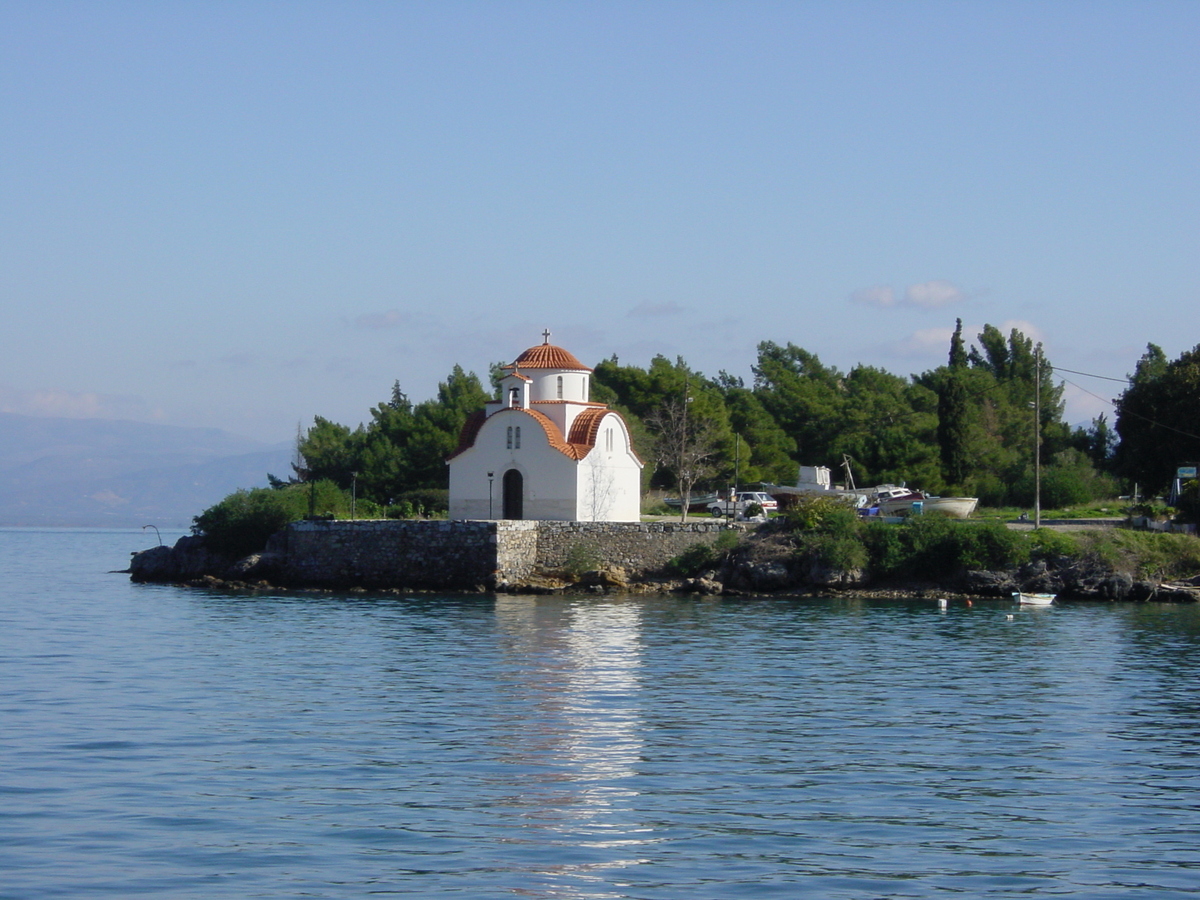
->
[2, 527, 1199, 899]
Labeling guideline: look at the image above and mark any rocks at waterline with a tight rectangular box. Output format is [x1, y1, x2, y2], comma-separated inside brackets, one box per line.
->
[126, 527, 1200, 601]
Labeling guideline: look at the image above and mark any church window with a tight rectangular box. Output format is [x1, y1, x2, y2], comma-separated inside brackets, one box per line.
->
[515, 426, 521, 449]
[606, 428, 614, 452]
[506, 426, 513, 449]
[509, 387, 519, 408]
[557, 376, 563, 399]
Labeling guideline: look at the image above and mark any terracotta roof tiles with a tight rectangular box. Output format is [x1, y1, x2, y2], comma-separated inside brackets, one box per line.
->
[505, 342, 592, 372]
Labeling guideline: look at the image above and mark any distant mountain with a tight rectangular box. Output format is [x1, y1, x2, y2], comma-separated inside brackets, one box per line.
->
[0, 413, 294, 527]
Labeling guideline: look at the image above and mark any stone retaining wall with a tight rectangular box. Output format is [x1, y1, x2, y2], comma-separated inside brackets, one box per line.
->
[269, 519, 744, 589]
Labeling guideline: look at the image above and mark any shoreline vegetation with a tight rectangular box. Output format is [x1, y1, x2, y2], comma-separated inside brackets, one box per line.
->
[133, 329, 1200, 598]
[130, 498, 1200, 602]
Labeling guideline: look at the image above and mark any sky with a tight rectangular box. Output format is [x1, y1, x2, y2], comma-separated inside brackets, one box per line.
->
[2, 1, 1197, 445]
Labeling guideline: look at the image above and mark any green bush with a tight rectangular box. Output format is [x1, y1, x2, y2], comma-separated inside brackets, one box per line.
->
[192, 488, 298, 558]
[192, 480, 361, 558]
[860, 522, 905, 574]
[801, 532, 868, 571]
[394, 488, 449, 517]
[859, 516, 1029, 578]
[1028, 528, 1079, 559]
[386, 501, 418, 519]
[667, 542, 718, 577]
[713, 528, 741, 553]
[563, 542, 604, 577]
[1176, 479, 1200, 525]
[784, 495, 860, 532]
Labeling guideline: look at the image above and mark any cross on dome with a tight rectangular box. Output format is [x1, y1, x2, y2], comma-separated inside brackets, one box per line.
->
[542, 328, 551, 343]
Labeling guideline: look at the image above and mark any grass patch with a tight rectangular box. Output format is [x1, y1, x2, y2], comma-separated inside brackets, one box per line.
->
[1072, 530, 1200, 580]
[976, 502, 1128, 521]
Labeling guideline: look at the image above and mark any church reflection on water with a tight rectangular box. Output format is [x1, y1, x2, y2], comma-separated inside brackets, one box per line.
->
[491, 596, 653, 889]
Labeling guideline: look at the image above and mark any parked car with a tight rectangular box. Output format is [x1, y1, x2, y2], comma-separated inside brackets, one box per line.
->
[708, 491, 778, 518]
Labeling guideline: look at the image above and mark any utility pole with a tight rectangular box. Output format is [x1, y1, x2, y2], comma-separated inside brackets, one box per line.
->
[1034, 343, 1042, 530]
[680, 373, 689, 523]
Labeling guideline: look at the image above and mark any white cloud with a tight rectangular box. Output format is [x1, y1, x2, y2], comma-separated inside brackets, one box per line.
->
[849, 280, 968, 310]
[0, 385, 160, 421]
[849, 285, 897, 307]
[904, 280, 965, 308]
[890, 327, 957, 358]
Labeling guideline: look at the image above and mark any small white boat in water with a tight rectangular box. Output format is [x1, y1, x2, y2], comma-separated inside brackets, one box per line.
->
[1013, 591, 1056, 606]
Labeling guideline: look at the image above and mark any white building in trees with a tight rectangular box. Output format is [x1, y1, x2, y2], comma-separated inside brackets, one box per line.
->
[448, 335, 643, 521]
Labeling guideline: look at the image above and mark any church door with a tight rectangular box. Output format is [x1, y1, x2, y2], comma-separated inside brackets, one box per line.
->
[502, 469, 524, 520]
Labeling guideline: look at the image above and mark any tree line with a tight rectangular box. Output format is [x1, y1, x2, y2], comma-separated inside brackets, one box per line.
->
[281, 324, 1200, 512]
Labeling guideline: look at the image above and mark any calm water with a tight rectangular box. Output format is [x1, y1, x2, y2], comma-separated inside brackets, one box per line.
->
[2, 529, 1200, 899]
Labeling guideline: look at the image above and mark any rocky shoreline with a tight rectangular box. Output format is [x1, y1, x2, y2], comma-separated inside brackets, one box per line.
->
[127, 530, 1200, 602]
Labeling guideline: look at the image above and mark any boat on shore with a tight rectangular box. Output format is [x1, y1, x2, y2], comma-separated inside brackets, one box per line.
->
[874, 490, 979, 518]
[1013, 591, 1056, 606]
[763, 463, 978, 518]
[663, 493, 720, 511]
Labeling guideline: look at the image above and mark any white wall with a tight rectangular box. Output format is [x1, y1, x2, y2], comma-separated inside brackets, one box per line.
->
[449, 409, 584, 521]
[575, 414, 642, 521]
[449, 405, 642, 523]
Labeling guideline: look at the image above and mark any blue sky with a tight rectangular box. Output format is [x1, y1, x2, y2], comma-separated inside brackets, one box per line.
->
[2, 1, 1196, 443]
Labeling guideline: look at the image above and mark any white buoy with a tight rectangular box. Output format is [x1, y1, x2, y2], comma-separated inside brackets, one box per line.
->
[938, 598, 948, 608]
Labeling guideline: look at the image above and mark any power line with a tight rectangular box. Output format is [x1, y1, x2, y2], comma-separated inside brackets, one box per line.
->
[1048, 365, 1130, 384]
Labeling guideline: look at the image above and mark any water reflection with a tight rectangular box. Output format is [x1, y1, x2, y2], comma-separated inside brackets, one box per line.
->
[492, 596, 650, 894]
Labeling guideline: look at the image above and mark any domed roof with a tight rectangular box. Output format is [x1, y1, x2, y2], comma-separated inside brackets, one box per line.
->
[508, 339, 592, 372]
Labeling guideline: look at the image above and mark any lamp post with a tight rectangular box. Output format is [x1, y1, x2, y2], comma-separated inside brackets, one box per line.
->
[488, 471, 495, 519]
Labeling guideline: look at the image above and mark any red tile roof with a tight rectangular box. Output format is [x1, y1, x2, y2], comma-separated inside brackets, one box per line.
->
[448, 407, 609, 462]
[506, 342, 592, 372]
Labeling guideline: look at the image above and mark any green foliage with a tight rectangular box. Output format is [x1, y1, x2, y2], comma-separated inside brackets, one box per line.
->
[191, 480, 362, 558]
[277, 320, 1105, 520]
[666, 542, 718, 577]
[293, 366, 489, 506]
[860, 516, 1030, 579]
[1073, 530, 1200, 580]
[562, 542, 604, 577]
[666, 530, 741, 577]
[713, 528, 742, 553]
[784, 494, 870, 572]
[783, 495, 860, 532]
[1009, 448, 1121, 509]
[1115, 343, 1200, 492]
[800, 532, 869, 572]
[1028, 528, 1079, 560]
[937, 367, 970, 485]
[1176, 480, 1200, 525]
[395, 488, 449, 516]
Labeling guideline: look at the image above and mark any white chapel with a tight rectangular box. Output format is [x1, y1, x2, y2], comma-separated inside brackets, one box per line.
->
[447, 334, 643, 521]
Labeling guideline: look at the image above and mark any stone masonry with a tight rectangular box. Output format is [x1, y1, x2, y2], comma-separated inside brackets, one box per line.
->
[267, 519, 743, 590]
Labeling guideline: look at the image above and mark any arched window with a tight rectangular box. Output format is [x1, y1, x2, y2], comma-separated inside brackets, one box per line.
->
[509, 387, 519, 408]
[515, 426, 521, 449]
[557, 375, 563, 399]
[506, 426, 513, 449]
